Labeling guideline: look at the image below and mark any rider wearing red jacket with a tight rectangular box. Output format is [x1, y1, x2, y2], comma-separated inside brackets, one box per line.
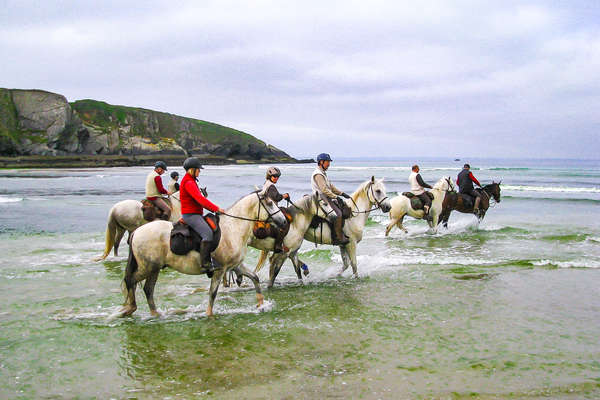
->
[180, 157, 225, 274]
[457, 163, 482, 214]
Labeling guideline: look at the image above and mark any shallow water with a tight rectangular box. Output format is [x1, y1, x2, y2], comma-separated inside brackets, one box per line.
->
[1, 158, 599, 398]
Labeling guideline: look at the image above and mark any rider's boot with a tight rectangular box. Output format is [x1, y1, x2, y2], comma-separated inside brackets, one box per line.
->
[332, 217, 350, 246]
[473, 196, 481, 216]
[199, 240, 215, 277]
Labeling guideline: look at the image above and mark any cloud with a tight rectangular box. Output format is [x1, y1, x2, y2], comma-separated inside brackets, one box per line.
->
[1, 1, 599, 158]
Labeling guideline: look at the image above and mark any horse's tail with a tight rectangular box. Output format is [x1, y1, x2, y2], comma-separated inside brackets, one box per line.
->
[254, 250, 269, 273]
[93, 207, 120, 261]
[123, 231, 138, 293]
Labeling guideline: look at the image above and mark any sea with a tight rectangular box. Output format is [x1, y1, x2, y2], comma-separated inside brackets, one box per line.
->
[1, 158, 599, 399]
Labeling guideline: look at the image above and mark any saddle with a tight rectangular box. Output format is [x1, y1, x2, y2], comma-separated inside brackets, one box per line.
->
[141, 197, 172, 222]
[309, 198, 352, 230]
[253, 207, 293, 240]
[402, 191, 434, 211]
[169, 214, 221, 256]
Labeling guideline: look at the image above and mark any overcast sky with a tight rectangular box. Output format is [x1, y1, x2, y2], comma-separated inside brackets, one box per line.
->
[1, 0, 599, 159]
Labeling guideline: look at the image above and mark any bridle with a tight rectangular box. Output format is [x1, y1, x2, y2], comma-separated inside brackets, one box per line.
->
[350, 182, 388, 215]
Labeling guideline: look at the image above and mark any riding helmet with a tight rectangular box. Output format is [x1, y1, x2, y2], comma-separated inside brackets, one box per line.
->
[154, 161, 167, 170]
[266, 166, 281, 179]
[183, 157, 204, 171]
[316, 153, 332, 162]
[170, 171, 179, 179]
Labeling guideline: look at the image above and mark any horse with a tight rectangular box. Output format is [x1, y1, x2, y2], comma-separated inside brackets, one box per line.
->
[385, 177, 455, 236]
[438, 182, 502, 228]
[93, 193, 182, 261]
[246, 193, 320, 288]
[116, 190, 288, 318]
[292, 177, 392, 278]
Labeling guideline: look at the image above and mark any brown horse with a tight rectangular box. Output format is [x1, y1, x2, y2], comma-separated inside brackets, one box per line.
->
[438, 182, 501, 228]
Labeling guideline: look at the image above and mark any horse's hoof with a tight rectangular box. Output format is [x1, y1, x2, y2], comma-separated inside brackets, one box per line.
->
[235, 277, 243, 287]
[256, 293, 264, 307]
[118, 305, 137, 318]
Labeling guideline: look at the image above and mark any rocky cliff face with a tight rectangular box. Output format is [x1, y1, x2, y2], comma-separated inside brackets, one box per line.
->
[0, 88, 295, 162]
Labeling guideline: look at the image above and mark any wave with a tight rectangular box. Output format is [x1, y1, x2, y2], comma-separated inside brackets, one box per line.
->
[0, 196, 23, 203]
[486, 167, 531, 171]
[502, 185, 600, 193]
[502, 195, 600, 204]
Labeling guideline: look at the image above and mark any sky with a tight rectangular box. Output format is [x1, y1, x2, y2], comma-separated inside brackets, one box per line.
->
[1, 0, 599, 159]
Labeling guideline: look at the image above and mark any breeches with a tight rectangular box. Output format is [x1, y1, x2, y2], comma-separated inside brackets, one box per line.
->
[417, 193, 432, 208]
[182, 213, 214, 242]
[151, 197, 171, 217]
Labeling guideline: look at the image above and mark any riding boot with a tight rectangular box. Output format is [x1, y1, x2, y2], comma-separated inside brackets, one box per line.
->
[199, 240, 215, 277]
[332, 217, 349, 246]
[473, 196, 481, 215]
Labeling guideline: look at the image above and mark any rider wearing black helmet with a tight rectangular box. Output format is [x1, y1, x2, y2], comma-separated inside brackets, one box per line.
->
[262, 166, 290, 253]
[311, 153, 351, 245]
[168, 171, 180, 193]
[457, 163, 482, 215]
[145, 161, 172, 220]
[180, 157, 225, 274]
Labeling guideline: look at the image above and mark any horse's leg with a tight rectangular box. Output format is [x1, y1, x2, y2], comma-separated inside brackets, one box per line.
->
[206, 268, 226, 317]
[288, 249, 303, 280]
[397, 215, 407, 233]
[385, 217, 399, 236]
[143, 269, 161, 317]
[348, 241, 359, 277]
[236, 263, 264, 308]
[233, 265, 244, 287]
[113, 226, 126, 257]
[339, 245, 351, 276]
[120, 248, 141, 317]
[268, 253, 287, 288]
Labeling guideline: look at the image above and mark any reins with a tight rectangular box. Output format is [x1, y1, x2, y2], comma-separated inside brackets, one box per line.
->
[219, 192, 282, 223]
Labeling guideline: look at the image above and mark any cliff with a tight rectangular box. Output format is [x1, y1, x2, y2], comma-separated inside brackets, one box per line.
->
[0, 88, 302, 166]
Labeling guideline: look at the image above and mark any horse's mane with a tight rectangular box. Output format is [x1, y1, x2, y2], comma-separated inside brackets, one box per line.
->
[351, 179, 374, 200]
[432, 177, 450, 190]
[286, 194, 314, 218]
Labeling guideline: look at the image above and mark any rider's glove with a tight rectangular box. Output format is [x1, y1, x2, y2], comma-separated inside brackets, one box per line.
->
[341, 192, 351, 199]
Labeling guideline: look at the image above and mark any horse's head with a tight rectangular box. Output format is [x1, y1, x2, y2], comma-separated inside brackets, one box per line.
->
[434, 176, 455, 192]
[365, 176, 392, 213]
[256, 192, 288, 227]
[486, 181, 502, 203]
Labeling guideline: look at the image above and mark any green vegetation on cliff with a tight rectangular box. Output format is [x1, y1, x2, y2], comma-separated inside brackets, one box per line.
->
[0, 88, 299, 165]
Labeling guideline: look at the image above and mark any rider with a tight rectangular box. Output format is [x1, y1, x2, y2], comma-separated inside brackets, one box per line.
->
[180, 157, 226, 275]
[168, 171, 180, 193]
[457, 163, 482, 214]
[262, 166, 290, 253]
[145, 161, 172, 220]
[409, 164, 433, 221]
[311, 153, 351, 245]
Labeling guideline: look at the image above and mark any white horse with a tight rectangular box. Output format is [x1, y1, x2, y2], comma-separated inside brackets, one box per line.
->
[385, 177, 454, 236]
[118, 190, 287, 318]
[93, 193, 182, 261]
[283, 177, 392, 278]
[245, 193, 320, 288]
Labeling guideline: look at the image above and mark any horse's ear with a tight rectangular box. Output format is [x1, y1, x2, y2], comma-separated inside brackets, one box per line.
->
[498, 180, 502, 185]
[371, 176, 375, 183]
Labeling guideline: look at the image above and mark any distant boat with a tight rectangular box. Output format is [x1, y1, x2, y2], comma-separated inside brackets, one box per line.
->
[454, 158, 460, 161]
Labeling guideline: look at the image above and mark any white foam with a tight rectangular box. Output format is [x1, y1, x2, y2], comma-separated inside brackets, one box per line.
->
[503, 185, 600, 193]
[0, 196, 23, 203]
[532, 259, 600, 269]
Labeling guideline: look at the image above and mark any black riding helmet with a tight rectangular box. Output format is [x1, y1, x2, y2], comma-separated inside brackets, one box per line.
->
[170, 171, 179, 179]
[183, 157, 204, 171]
[154, 161, 167, 170]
